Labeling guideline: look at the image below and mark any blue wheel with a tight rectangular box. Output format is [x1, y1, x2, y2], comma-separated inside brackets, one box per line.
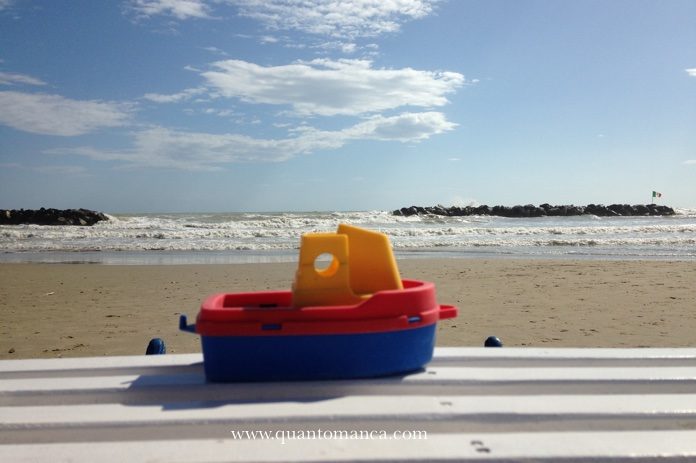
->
[146, 338, 166, 355]
[484, 335, 503, 347]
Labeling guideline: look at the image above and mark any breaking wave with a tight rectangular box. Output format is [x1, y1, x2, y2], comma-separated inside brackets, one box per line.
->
[2, 210, 695, 261]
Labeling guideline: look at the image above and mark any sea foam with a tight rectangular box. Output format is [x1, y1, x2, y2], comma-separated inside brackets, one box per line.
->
[1, 210, 695, 261]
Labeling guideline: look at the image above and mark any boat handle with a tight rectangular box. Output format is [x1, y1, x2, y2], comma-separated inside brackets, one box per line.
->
[179, 314, 196, 333]
[438, 304, 458, 319]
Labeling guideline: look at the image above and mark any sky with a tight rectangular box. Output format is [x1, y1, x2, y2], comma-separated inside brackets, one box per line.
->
[1, 0, 695, 213]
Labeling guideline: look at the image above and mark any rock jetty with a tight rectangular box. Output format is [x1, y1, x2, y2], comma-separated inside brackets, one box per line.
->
[393, 203, 675, 218]
[1, 208, 109, 226]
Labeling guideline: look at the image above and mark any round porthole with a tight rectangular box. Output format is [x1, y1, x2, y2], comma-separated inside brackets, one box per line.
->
[314, 252, 338, 277]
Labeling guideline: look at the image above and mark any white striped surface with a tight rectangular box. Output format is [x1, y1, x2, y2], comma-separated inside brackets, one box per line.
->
[2, 348, 696, 462]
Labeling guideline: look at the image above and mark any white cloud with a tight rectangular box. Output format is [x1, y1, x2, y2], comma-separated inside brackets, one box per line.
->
[340, 43, 357, 54]
[143, 87, 207, 103]
[315, 41, 358, 54]
[259, 35, 278, 44]
[684, 160, 696, 165]
[125, 0, 438, 39]
[49, 111, 454, 169]
[0, 0, 13, 11]
[0, 71, 47, 86]
[50, 127, 328, 170]
[230, 0, 439, 39]
[343, 111, 456, 141]
[201, 46, 228, 56]
[128, 0, 211, 20]
[0, 91, 133, 136]
[201, 58, 464, 116]
[686, 69, 696, 77]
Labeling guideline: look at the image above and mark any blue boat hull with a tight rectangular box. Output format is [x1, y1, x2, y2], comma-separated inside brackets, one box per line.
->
[199, 324, 436, 382]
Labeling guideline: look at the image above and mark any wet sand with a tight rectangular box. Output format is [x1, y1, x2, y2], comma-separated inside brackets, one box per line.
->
[1, 259, 695, 359]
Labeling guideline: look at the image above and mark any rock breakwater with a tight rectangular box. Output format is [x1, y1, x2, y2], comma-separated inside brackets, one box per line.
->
[393, 203, 675, 218]
[1, 208, 109, 226]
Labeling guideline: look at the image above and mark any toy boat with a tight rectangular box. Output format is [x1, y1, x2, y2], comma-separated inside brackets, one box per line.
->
[180, 224, 458, 382]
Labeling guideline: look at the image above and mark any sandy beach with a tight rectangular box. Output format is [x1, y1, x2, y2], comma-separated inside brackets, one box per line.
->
[1, 259, 695, 359]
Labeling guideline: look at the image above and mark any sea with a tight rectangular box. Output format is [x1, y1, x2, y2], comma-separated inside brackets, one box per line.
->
[1, 209, 696, 264]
